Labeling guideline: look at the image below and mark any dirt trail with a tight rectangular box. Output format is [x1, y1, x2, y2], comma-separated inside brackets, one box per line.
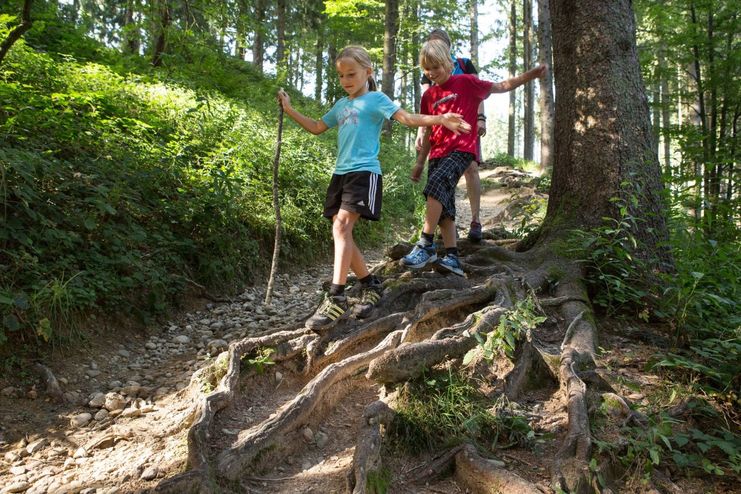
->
[5, 165, 724, 494]
[0, 165, 534, 494]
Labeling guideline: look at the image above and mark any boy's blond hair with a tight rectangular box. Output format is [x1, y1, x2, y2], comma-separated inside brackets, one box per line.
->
[420, 39, 454, 72]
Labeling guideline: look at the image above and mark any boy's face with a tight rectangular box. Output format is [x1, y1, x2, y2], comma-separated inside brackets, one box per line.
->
[423, 63, 451, 86]
[336, 57, 372, 98]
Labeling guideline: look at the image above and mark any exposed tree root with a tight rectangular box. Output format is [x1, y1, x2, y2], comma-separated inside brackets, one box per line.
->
[157, 236, 610, 493]
[348, 399, 396, 493]
[454, 444, 544, 494]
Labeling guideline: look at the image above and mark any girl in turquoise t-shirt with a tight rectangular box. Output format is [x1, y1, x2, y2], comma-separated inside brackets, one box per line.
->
[277, 45, 470, 330]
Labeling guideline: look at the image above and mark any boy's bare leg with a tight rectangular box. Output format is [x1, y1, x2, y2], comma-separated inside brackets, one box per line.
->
[439, 218, 457, 248]
[463, 162, 481, 225]
[332, 209, 368, 285]
[422, 197, 444, 237]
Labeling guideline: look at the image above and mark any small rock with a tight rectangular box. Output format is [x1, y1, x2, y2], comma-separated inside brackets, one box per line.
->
[85, 369, 102, 378]
[4, 450, 20, 462]
[26, 438, 48, 454]
[26, 387, 37, 400]
[302, 426, 314, 443]
[4, 481, 31, 493]
[315, 431, 329, 449]
[88, 392, 106, 408]
[73, 446, 87, 458]
[140, 466, 159, 480]
[104, 392, 126, 412]
[118, 349, 131, 358]
[94, 409, 109, 421]
[275, 371, 283, 381]
[2, 386, 18, 397]
[9, 465, 26, 475]
[71, 413, 93, 428]
[173, 335, 190, 344]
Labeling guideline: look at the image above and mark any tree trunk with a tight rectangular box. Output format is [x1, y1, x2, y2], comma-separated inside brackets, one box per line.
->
[522, 0, 534, 161]
[123, 0, 140, 55]
[253, 0, 265, 74]
[508, 0, 518, 157]
[659, 50, 671, 175]
[276, 0, 287, 73]
[689, 2, 708, 225]
[411, 0, 421, 113]
[314, 29, 324, 102]
[537, 0, 554, 172]
[151, 0, 169, 67]
[0, 0, 33, 68]
[382, 0, 400, 137]
[327, 42, 338, 103]
[546, 0, 672, 269]
[470, 0, 479, 67]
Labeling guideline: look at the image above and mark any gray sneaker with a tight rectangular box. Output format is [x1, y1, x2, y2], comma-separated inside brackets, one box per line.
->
[353, 281, 383, 318]
[306, 294, 348, 329]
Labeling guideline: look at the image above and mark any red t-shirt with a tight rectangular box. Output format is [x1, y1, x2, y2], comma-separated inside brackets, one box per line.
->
[420, 74, 493, 159]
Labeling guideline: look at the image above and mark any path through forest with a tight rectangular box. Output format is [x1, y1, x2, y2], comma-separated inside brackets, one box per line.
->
[2, 165, 721, 494]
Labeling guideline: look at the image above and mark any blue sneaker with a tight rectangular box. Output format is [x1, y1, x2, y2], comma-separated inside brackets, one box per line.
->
[401, 242, 437, 269]
[435, 253, 464, 276]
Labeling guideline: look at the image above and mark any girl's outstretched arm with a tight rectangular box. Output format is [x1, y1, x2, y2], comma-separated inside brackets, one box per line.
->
[392, 109, 472, 135]
[277, 89, 329, 135]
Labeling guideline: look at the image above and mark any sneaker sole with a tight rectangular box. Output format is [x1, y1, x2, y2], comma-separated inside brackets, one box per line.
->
[434, 262, 465, 277]
[401, 254, 438, 270]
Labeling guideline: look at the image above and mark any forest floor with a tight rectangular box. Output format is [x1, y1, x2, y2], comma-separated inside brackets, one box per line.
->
[0, 165, 735, 494]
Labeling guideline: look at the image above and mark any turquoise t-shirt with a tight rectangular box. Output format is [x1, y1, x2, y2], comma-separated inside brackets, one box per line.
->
[321, 91, 400, 175]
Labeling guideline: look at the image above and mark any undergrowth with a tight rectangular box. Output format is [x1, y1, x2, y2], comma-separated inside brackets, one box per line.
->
[0, 16, 423, 350]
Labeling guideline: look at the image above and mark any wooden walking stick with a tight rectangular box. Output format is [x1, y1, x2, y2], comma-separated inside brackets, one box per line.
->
[264, 91, 285, 305]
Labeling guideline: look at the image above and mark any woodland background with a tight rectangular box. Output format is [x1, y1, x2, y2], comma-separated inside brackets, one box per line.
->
[0, 0, 738, 484]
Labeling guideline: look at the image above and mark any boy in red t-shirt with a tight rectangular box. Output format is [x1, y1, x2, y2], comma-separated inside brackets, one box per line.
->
[402, 39, 547, 276]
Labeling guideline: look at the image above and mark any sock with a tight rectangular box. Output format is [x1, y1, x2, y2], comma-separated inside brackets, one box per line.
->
[420, 232, 434, 246]
[329, 283, 345, 296]
[446, 247, 459, 257]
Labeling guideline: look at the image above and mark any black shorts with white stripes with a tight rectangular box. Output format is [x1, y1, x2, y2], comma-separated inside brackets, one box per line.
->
[423, 151, 475, 222]
[323, 171, 383, 221]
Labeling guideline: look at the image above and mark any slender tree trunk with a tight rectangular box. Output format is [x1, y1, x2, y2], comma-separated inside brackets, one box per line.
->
[660, 51, 672, 175]
[276, 0, 287, 72]
[652, 76, 661, 157]
[470, 0, 479, 67]
[382, 0, 400, 137]
[123, 0, 140, 55]
[151, 0, 169, 67]
[0, 0, 33, 68]
[690, 3, 707, 224]
[508, 0, 518, 157]
[253, 0, 265, 74]
[314, 30, 324, 102]
[411, 0, 421, 112]
[546, 0, 672, 269]
[327, 43, 338, 103]
[522, 0, 534, 161]
[706, 9, 719, 229]
[537, 0, 554, 172]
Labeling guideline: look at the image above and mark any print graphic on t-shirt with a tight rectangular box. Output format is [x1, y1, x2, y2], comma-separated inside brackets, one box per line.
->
[433, 93, 458, 109]
[338, 106, 359, 126]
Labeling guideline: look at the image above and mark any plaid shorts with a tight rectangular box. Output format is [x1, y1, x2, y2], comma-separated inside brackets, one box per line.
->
[423, 151, 475, 222]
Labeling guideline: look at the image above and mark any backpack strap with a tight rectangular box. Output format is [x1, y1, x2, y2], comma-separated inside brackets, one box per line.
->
[457, 57, 468, 73]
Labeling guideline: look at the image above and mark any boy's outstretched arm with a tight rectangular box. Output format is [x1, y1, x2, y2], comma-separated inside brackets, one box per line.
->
[392, 109, 472, 135]
[411, 129, 430, 183]
[277, 89, 328, 135]
[489, 64, 548, 94]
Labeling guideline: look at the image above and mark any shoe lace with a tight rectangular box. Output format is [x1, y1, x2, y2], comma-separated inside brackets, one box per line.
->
[318, 296, 345, 317]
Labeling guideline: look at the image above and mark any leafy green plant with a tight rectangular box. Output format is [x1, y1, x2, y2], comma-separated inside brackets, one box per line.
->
[243, 347, 275, 374]
[464, 296, 546, 364]
[389, 369, 534, 453]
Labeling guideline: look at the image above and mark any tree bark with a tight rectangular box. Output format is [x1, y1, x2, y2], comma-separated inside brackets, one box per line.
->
[537, 0, 555, 172]
[508, 0, 518, 157]
[123, 0, 140, 55]
[314, 28, 324, 102]
[382, 0, 400, 137]
[522, 0, 535, 161]
[470, 0, 479, 67]
[546, 0, 672, 270]
[276, 0, 287, 73]
[252, 0, 265, 74]
[0, 0, 33, 68]
[151, 0, 169, 67]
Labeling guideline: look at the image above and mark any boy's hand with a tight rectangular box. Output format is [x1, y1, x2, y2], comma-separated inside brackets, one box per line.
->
[277, 89, 291, 110]
[410, 162, 425, 182]
[440, 113, 472, 135]
[534, 64, 548, 79]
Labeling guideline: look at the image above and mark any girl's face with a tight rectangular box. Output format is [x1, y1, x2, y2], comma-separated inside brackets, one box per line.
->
[423, 62, 451, 86]
[336, 57, 372, 98]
